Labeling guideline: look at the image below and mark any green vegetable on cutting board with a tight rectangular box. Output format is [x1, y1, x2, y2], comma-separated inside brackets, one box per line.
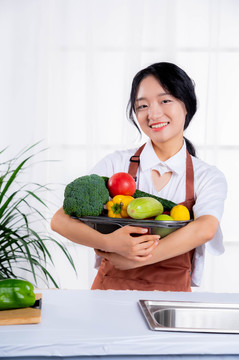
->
[0, 279, 36, 310]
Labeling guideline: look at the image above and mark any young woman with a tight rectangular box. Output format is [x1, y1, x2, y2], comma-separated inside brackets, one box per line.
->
[51, 62, 227, 291]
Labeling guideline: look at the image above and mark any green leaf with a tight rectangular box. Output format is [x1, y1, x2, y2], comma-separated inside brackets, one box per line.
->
[0, 156, 32, 205]
[0, 191, 18, 218]
[0, 143, 77, 287]
[25, 190, 48, 208]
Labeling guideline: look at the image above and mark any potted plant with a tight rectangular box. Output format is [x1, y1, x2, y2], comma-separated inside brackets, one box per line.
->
[0, 143, 76, 287]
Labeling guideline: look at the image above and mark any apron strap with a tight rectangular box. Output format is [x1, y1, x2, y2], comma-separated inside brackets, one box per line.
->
[128, 143, 194, 202]
[128, 143, 146, 181]
[185, 150, 194, 201]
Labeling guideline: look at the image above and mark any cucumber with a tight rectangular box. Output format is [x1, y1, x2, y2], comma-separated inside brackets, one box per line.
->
[133, 189, 176, 211]
[127, 197, 163, 220]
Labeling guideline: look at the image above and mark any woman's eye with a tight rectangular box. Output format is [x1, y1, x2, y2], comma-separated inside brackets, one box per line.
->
[162, 99, 171, 104]
[136, 104, 148, 110]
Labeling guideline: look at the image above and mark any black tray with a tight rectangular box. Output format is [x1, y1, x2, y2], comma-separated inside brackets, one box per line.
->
[77, 215, 191, 237]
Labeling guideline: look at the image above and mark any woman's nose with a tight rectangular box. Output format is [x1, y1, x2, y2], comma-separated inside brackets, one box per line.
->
[148, 102, 163, 121]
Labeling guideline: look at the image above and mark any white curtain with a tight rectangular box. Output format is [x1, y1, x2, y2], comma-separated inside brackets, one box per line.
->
[1, 0, 239, 291]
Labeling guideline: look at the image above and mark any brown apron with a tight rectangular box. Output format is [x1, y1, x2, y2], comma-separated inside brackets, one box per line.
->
[91, 145, 195, 292]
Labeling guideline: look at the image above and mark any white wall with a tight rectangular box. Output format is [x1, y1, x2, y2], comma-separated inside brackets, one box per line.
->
[1, 0, 239, 291]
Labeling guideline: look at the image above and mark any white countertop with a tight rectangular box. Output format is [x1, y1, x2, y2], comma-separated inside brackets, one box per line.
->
[1, 289, 239, 359]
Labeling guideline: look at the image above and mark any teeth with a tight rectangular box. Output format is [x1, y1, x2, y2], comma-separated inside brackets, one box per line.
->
[151, 122, 168, 129]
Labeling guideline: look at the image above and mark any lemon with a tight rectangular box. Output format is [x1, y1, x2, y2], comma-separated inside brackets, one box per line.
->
[155, 214, 174, 221]
[170, 205, 190, 221]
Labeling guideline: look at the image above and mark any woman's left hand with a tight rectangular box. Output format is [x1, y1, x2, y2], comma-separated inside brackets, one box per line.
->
[94, 249, 150, 270]
[95, 215, 220, 270]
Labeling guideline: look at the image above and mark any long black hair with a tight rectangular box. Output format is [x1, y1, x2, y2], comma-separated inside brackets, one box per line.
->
[127, 62, 197, 156]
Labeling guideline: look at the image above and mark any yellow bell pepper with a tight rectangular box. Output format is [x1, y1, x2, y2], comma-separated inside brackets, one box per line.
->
[106, 195, 134, 218]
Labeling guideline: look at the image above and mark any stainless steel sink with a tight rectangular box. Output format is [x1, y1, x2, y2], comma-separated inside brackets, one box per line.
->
[139, 300, 239, 333]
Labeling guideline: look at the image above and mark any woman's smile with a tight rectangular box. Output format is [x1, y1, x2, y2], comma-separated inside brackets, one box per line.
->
[149, 121, 170, 131]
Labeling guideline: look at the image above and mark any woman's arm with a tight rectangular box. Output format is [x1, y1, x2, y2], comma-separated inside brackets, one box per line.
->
[51, 207, 160, 260]
[95, 215, 219, 270]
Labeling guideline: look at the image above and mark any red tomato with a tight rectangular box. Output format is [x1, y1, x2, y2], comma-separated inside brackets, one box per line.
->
[108, 172, 136, 197]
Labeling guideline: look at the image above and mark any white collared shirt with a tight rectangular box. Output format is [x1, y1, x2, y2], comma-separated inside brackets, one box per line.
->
[90, 140, 227, 286]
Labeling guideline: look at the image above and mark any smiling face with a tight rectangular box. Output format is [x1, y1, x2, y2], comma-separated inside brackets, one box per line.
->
[135, 75, 187, 155]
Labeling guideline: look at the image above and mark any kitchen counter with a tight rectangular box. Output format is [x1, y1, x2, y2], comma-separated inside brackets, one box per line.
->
[1, 289, 239, 359]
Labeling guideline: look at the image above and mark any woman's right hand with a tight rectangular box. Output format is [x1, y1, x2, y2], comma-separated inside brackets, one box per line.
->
[103, 225, 160, 260]
[51, 208, 159, 260]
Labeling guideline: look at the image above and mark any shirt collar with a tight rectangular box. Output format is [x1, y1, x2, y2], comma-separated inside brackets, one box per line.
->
[140, 139, 187, 175]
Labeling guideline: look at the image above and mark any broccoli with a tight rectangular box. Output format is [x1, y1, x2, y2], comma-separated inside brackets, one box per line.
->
[63, 174, 109, 217]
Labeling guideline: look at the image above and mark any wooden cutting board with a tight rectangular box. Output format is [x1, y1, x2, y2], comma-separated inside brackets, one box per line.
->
[0, 293, 42, 325]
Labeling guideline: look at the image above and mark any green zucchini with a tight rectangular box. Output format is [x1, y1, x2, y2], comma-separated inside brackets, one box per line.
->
[127, 197, 164, 219]
[133, 189, 177, 211]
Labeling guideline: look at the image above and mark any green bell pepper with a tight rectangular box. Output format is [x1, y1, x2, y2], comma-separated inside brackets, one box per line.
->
[0, 278, 35, 310]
